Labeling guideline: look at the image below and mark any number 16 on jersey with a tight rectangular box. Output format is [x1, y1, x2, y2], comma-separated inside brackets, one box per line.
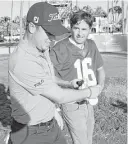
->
[74, 58, 98, 105]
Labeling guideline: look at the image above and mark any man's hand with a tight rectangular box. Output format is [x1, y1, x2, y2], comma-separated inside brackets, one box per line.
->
[54, 108, 64, 130]
[70, 79, 84, 89]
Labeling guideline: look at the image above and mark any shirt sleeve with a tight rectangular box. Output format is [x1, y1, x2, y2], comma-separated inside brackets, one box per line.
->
[92, 40, 104, 69]
[13, 59, 56, 96]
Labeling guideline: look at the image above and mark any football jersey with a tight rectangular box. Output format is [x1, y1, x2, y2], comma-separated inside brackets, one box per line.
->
[50, 37, 103, 87]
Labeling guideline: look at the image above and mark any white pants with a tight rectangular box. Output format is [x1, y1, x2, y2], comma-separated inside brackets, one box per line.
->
[62, 103, 95, 144]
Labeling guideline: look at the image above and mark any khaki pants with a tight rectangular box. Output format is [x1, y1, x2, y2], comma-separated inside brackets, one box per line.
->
[62, 103, 94, 144]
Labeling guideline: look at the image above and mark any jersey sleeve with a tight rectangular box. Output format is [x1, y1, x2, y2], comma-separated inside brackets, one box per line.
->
[91, 40, 104, 69]
[50, 41, 70, 77]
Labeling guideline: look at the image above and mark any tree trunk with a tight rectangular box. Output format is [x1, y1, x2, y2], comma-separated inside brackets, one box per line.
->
[11, 0, 13, 42]
[122, 0, 124, 34]
[20, 0, 23, 40]
[107, 0, 110, 33]
[125, 3, 128, 34]
[28, 1, 30, 9]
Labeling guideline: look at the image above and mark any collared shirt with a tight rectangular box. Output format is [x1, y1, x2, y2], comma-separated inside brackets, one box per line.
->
[8, 40, 56, 125]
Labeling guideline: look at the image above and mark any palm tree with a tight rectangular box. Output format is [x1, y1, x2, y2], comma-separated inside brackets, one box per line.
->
[0, 16, 11, 36]
[14, 16, 20, 24]
[114, 6, 122, 23]
[94, 6, 107, 17]
[72, 5, 80, 12]
[82, 5, 94, 15]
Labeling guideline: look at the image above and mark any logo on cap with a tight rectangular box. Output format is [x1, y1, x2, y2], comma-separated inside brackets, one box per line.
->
[34, 16, 39, 23]
[48, 13, 60, 22]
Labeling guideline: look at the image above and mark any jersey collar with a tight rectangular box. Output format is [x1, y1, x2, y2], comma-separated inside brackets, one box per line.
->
[69, 38, 84, 50]
[68, 38, 89, 58]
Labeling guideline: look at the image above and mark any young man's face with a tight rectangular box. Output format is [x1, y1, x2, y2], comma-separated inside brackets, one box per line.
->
[71, 20, 91, 44]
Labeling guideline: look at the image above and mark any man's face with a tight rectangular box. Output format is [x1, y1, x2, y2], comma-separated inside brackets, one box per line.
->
[71, 20, 91, 44]
[34, 26, 51, 51]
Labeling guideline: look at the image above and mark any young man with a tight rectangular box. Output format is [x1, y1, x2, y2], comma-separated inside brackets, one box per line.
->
[8, 3, 102, 144]
[50, 11, 105, 144]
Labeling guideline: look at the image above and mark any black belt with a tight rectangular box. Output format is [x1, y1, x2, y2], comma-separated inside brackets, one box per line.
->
[32, 118, 54, 127]
[75, 100, 89, 105]
[12, 118, 54, 132]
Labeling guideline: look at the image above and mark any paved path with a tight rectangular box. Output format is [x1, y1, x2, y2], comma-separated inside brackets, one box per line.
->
[102, 53, 127, 78]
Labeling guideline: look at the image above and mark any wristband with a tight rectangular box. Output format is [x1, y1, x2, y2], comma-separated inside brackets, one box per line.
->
[87, 87, 92, 98]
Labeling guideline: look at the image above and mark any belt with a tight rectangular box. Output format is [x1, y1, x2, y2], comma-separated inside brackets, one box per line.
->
[75, 99, 89, 105]
[12, 118, 54, 130]
[32, 118, 54, 127]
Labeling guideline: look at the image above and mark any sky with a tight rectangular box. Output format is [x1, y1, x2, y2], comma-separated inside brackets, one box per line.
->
[0, 0, 127, 20]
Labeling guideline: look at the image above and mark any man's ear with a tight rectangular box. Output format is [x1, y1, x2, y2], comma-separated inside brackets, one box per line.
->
[28, 22, 36, 34]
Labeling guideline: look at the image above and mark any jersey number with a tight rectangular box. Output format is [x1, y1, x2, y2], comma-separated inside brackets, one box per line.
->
[74, 58, 97, 86]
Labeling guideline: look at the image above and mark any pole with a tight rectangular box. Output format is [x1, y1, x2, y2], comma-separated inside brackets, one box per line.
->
[70, 0, 72, 11]
[112, 0, 114, 23]
[126, 3, 128, 34]
[76, 0, 77, 7]
[20, 0, 23, 40]
[11, 0, 13, 42]
[107, 0, 109, 33]
[107, 0, 109, 15]
[111, 0, 114, 34]
[28, 1, 30, 9]
[122, 0, 124, 34]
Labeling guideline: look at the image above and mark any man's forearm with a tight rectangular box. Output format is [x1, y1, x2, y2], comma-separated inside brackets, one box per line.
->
[54, 76, 73, 89]
[59, 87, 91, 104]
[42, 84, 91, 104]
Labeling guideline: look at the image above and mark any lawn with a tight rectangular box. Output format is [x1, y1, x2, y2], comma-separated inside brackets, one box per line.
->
[0, 54, 127, 144]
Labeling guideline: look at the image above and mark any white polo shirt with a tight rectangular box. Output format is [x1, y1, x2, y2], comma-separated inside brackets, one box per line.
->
[8, 40, 56, 125]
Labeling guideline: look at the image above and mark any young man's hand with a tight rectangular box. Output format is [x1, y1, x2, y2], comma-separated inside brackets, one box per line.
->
[88, 85, 102, 99]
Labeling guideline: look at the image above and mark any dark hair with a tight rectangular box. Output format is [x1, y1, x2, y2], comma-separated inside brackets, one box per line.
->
[70, 10, 94, 28]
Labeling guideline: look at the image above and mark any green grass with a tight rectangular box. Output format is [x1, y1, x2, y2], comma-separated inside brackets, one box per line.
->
[93, 77, 127, 144]
[63, 77, 127, 144]
[0, 54, 127, 144]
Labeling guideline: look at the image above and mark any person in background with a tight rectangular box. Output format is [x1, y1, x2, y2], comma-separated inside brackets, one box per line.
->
[50, 10, 105, 144]
[8, 3, 102, 144]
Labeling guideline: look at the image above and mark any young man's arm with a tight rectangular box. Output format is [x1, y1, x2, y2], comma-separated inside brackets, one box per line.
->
[91, 40, 105, 91]
[97, 66, 105, 91]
